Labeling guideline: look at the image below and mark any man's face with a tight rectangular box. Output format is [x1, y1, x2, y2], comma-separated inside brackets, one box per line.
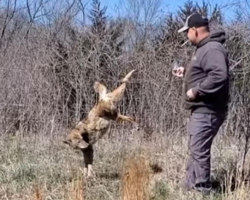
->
[186, 27, 197, 45]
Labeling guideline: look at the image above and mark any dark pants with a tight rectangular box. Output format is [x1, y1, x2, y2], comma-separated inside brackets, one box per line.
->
[185, 112, 224, 192]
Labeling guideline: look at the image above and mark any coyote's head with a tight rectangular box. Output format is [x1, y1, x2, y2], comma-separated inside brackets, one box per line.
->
[63, 122, 90, 149]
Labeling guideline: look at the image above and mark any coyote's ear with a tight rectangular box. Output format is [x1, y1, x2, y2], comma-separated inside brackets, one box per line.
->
[94, 81, 107, 100]
[77, 140, 89, 149]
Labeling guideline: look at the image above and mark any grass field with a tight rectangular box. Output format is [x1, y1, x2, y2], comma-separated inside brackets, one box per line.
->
[0, 126, 250, 200]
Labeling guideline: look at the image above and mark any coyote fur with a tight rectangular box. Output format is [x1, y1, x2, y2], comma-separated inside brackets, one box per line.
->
[63, 69, 138, 177]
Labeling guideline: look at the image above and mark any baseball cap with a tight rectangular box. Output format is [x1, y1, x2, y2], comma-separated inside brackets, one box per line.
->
[178, 13, 209, 33]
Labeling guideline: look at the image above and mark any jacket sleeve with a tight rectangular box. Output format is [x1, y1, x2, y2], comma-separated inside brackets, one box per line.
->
[192, 48, 228, 96]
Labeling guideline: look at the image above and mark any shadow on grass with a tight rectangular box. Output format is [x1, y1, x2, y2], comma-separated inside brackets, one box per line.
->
[97, 163, 163, 180]
[98, 172, 120, 180]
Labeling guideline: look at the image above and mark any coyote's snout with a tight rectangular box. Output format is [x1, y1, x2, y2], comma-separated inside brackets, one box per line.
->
[63, 69, 138, 177]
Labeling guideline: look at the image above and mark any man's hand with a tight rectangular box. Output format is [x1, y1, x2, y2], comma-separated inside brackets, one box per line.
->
[172, 67, 185, 78]
[186, 88, 198, 101]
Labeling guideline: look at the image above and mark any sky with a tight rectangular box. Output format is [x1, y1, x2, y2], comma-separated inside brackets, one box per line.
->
[98, 0, 240, 22]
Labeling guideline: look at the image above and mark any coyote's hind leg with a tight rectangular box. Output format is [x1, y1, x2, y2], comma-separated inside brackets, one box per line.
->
[107, 70, 136, 102]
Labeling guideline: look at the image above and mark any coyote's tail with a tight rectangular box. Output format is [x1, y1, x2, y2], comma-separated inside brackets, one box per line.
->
[122, 69, 136, 83]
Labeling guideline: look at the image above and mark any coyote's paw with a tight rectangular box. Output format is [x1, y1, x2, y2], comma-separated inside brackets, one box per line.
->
[83, 165, 96, 178]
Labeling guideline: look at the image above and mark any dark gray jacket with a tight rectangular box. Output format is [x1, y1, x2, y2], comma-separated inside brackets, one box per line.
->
[183, 31, 229, 114]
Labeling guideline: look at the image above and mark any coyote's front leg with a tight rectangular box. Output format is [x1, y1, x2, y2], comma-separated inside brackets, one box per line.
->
[116, 114, 136, 123]
[82, 145, 95, 177]
[117, 114, 139, 130]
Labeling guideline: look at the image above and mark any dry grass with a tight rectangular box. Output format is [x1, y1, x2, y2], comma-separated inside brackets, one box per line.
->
[66, 174, 84, 200]
[120, 150, 151, 200]
[32, 184, 43, 200]
[31, 175, 84, 200]
[0, 127, 250, 200]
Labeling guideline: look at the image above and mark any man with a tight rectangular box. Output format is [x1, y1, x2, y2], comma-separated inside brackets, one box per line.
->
[172, 13, 229, 194]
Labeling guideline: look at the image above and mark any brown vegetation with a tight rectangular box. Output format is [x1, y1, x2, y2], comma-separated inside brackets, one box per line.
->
[120, 150, 151, 200]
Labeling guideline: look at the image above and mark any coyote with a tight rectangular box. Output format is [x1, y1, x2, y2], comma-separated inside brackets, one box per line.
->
[63, 70, 138, 177]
